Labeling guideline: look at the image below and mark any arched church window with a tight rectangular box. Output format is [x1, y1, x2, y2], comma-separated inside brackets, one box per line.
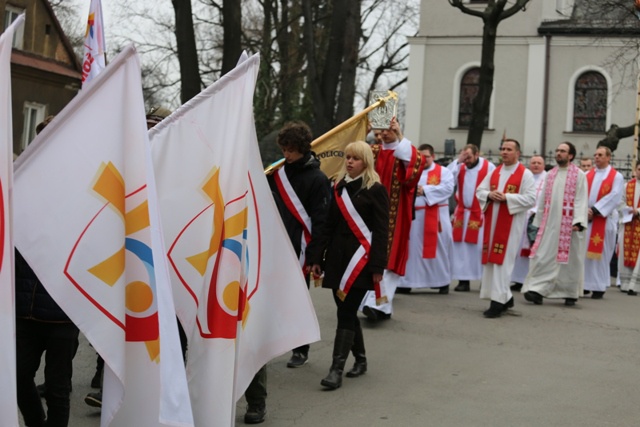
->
[573, 71, 607, 132]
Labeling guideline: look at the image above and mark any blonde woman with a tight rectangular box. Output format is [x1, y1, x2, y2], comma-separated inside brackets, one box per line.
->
[308, 141, 389, 390]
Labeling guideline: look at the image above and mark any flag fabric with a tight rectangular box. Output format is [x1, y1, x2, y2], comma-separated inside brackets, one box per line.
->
[13, 45, 193, 427]
[265, 113, 368, 180]
[312, 115, 368, 180]
[0, 14, 24, 426]
[149, 52, 321, 426]
[82, 0, 106, 86]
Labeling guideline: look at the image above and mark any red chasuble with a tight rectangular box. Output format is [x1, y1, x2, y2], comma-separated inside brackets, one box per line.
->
[623, 179, 640, 268]
[586, 167, 617, 260]
[372, 143, 425, 276]
[481, 163, 526, 265]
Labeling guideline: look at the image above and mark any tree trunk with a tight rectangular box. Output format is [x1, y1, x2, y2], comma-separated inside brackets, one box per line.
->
[302, 0, 329, 132]
[467, 17, 497, 149]
[221, 0, 242, 76]
[335, 0, 360, 124]
[172, 0, 201, 104]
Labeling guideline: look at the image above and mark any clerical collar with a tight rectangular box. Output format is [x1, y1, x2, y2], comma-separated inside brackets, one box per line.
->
[466, 158, 480, 169]
[596, 165, 611, 173]
[503, 162, 518, 171]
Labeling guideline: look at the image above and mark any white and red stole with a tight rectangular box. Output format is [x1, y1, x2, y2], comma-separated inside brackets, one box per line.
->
[481, 163, 526, 265]
[334, 184, 386, 304]
[419, 163, 443, 258]
[586, 167, 617, 260]
[452, 159, 489, 243]
[273, 167, 312, 268]
[529, 164, 580, 264]
[623, 178, 640, 268]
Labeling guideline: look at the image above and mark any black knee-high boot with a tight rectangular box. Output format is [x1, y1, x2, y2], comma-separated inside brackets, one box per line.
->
[321, 329, 355, 390]
[345, 323, 367, 378]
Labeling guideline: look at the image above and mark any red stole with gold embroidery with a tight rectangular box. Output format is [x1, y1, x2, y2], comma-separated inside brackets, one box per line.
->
[452, 160, 489, 243]
[586, 167, 617, 260]
[482, 163, 525, 265]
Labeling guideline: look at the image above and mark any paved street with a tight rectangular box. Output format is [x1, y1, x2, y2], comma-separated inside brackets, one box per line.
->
[25, 281, 640, 426]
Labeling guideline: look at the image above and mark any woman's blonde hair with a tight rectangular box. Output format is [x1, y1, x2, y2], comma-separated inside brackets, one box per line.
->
[338, 141, 381, 189]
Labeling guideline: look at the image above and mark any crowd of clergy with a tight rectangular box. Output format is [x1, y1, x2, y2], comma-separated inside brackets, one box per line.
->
[390, 138, 640, 319]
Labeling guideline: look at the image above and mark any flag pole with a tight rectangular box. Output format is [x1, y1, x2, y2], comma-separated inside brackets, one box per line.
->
[264, 91, 398, 174]
[634, 68, 640, 171]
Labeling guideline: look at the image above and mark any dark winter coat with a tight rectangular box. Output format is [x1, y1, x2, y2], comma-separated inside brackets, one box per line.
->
[268, 152, 330, 256]
[15, 249, 72, 322]
[308, 177, 389, 291]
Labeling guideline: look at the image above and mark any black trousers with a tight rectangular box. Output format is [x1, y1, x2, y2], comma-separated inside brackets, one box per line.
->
[332, 287, 368, 331]
[16, 319, 79, 427]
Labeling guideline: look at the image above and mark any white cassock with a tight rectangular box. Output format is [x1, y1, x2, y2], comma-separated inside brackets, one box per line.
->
[511, 170, 547, 284]
[617, 179, 640, 292]
[401, 163, 455, 288]
[448, 158, 495, 281]
[476, 163, 536, 304]
[523, 167, 589, 299]
[584, 166, 624, 292]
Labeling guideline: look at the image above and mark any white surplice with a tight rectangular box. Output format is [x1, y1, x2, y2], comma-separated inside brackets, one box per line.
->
[617, 179, 640, 292]
[476, 163, 536, 304]
[584, 165, 624, 292]
[447, 157, 496, 281]
[401, 163, 455, 288]
[522, 167, 589, 299]
[511, 170, 546, 284]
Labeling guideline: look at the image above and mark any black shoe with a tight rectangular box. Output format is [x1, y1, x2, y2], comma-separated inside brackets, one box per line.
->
[564, 298, 577, 306]
[502, 297, 514, 312]
[36, 383, 46, 397]
[286, 351, 308, 368]
[438, 285, 450, 295]
[454, 280, 470, 292]
[362, 306, 390, 322]
[345, 360, 367, 378]
[244, 404, 266, 424]
[524, 291, 543, 305]
[591, 291, 604, 299]
[628, 290, 638, 296]
[84, 391, 102, 408]
[583, 290, 591, 295]
[483, 300, 503, 318]
[395, 287, 412, 294]
[510, 282, 523, 292]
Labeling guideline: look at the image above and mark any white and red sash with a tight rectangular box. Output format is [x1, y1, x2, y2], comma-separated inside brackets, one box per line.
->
[529, 164, 580, 264]
[334, 185, 386, 304]
[273, 167, 312, 268]
[585, 167, 617, 260]
[482, 163, 526, 265]
[452, 159, 489, 243]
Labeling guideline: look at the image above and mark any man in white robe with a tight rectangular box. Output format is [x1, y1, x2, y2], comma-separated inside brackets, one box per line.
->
[447, 144, 495, 292]
[583, 146, 624, 299]
[511, 155, 547, 291]
[522, 142, 588, 306]
[476, 139, 536, 318]
[401, 144, 455, 293]
[617, 163, 640, 295]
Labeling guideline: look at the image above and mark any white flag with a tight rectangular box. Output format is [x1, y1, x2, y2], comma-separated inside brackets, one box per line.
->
[149, 53, 321, 426]
[82, 0, 106, 86]
[13, 45, 193, 427]
[0, 14, 23, 426]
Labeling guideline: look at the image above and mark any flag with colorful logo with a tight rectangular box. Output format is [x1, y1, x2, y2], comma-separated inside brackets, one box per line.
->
[82, 0, 106, 86]
[149, 52, 320, 426]
[13, 45, 193, 427]
[0, 14, 24, 425]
